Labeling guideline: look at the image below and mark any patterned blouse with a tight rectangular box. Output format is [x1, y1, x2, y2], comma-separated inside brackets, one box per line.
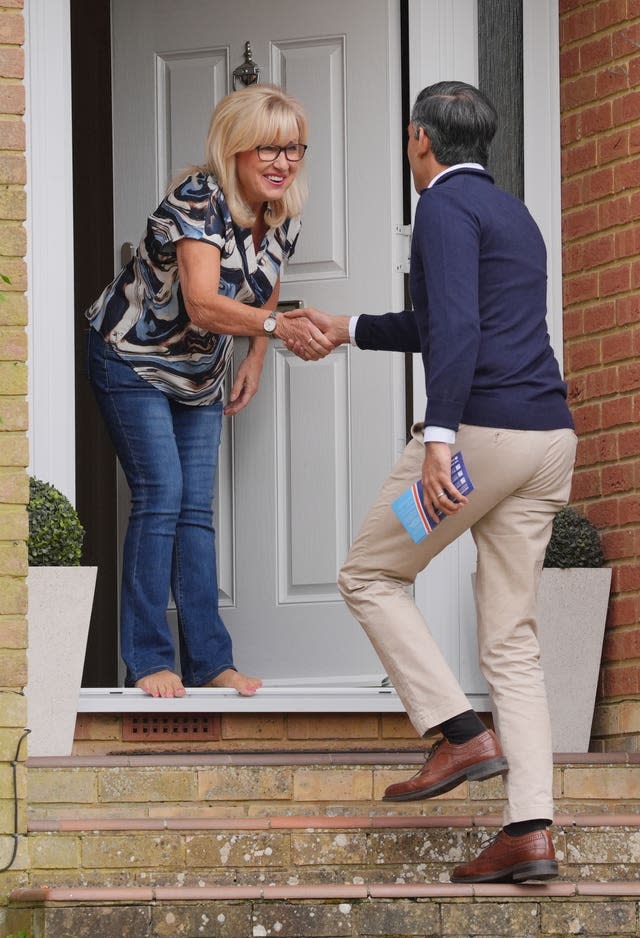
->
[86, 172, 301, 405]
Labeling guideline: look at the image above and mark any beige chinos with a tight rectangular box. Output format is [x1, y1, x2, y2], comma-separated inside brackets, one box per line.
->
[338, 422, 577, 825]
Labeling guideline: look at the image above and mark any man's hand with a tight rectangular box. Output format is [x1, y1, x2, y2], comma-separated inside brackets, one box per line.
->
[283, 308, 350, 357]
[421, 441, 468, 518]
[274, 313, 333, 360]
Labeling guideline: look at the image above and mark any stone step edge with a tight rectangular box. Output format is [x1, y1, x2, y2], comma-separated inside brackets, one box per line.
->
[25, 750, 640, 768]
[27, 812, 640, 833]
[10, 882, 640, 903]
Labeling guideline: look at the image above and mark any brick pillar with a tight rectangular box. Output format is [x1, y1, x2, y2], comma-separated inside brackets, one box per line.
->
[560, 0, 640, 749]
[0, 0, 29, 887]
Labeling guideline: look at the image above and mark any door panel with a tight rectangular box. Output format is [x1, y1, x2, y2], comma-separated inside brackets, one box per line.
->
[111, 0, 405, 681]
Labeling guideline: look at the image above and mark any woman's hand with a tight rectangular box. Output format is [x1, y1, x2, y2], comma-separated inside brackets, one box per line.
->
[224, 348, 265, 416]
[421, 441, 468, 519]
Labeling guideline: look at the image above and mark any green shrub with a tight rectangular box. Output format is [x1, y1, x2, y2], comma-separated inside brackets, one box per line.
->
[27, 477, 84, 566]
[543, 506, 604, 569]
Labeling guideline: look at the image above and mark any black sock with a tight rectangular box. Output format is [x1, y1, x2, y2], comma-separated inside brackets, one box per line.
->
[435, 710, 487, 745]
[504, 819, 551, 837]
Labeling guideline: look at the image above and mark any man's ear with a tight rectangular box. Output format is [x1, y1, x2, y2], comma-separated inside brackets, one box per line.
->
[416, 127, 431, 155]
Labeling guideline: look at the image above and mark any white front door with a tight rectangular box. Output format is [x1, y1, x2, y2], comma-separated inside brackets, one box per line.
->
[111, 0, 405, 681]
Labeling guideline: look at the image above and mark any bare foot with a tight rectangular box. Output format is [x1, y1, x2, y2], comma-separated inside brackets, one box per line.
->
[206, 668, 263, 697]
[135, 670, 186, 698]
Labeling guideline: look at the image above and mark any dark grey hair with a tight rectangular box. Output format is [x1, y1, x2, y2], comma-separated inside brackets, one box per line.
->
[410, 81, 498, 166]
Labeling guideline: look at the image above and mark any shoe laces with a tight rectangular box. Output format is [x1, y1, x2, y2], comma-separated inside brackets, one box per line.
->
[477, 831, 501, 852]
[424, 739, 443, 763]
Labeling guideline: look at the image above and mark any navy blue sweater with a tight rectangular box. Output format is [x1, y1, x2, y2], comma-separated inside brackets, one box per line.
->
[355, 168, 574, 432]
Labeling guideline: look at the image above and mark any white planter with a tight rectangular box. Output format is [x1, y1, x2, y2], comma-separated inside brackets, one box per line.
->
[537, 567, 612, 753]
[471, 566, 611, 753]
[26, 566, 97, 757]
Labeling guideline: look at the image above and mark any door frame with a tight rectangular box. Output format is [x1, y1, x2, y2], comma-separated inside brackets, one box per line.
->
[26, 0, 562, 709]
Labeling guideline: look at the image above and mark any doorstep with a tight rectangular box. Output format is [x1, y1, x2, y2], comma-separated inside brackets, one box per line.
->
[77, 684, 491, 713]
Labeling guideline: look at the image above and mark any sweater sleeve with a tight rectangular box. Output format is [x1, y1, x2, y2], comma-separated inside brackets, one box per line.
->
[413, 188, 481, 430]
[354, 309, 421, 352]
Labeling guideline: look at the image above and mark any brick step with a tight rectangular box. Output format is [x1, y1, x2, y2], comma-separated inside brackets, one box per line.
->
[25, 751, 640, 823]
[7, 881, 640, 938]
[19, 813, 640, 889]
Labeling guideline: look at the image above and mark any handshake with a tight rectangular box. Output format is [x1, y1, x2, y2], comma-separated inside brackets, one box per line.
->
[275, 308, 350, 361]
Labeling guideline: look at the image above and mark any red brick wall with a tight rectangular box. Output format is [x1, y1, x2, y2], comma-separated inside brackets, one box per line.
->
[0, 0, 29, 882]
[560, 0, 640, 746]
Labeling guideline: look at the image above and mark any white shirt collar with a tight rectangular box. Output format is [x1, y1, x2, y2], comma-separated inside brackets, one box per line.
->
[427, 163, 485, 188]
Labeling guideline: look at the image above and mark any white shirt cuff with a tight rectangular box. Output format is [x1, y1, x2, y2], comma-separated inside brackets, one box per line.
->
[348, 316, 359, 346]
[424, 425, 456, 444]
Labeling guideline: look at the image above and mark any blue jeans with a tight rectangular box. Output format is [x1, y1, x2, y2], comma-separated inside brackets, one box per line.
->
[86, 327, 234, 686]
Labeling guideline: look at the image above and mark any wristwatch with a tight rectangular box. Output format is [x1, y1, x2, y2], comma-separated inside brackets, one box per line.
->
[263, 311, 278, 336]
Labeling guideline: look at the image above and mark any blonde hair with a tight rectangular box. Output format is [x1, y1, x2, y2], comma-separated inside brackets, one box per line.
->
[201, 84, 308, 228]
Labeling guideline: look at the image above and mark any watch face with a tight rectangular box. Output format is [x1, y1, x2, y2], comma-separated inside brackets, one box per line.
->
[264, 315, 277, 334]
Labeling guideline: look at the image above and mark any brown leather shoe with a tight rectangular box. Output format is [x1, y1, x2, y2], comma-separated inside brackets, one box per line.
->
[382, 729, 507, 801]
[451, 829, 558, 883]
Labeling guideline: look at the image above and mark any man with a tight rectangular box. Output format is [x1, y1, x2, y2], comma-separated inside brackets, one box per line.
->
[286, 81, 576, 883]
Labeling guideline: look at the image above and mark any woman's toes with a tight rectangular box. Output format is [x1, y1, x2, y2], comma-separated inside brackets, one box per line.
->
[135, 670, 185, 698]
[207, 669, 263, 696]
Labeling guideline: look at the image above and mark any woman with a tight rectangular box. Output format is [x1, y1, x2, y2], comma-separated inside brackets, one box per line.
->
[86, 84, 330, 699]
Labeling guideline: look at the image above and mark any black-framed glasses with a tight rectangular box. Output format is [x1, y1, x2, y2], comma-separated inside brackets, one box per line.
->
[255, 144, 308, 162]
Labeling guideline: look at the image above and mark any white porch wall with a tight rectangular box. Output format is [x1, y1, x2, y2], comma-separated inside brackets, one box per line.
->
[25, 0, 76, 503]
[523, 0, 563, 367]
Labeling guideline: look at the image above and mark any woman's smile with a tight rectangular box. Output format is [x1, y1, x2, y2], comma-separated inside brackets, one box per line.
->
[264, 171, 287, 187]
